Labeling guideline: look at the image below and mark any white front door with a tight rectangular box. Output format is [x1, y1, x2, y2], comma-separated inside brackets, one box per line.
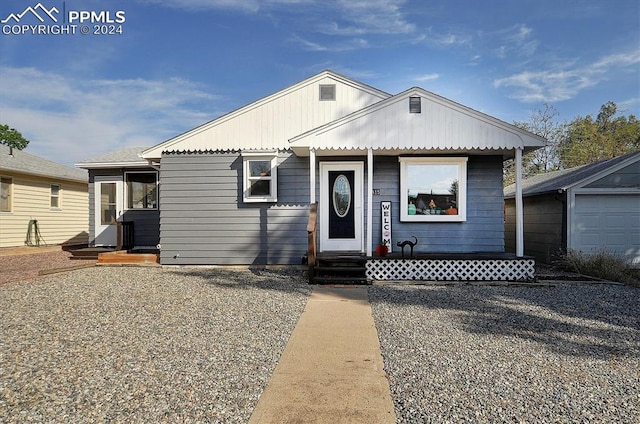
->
[320, 162, 364, 252]
[94, 177, 123, 247]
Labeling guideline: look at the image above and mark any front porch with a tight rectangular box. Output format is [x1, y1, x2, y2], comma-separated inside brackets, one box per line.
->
[309, 252, 536, 284]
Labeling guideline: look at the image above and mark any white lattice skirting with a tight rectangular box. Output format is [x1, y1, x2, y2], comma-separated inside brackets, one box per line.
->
[366, 258, 536, 282]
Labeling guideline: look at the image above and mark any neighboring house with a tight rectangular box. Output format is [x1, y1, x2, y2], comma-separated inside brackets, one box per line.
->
[0, 144, 88, 248]
[80, 70, 545, 269]
[504, 151, 640, 267]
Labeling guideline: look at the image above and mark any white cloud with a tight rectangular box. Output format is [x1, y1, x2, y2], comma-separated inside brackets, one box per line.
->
[415, 73, 439, 82]
[493, 49, 640, 103]
[0, 67, 219, 165]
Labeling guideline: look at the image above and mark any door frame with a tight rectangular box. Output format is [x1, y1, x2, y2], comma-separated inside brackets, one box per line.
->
[94, 176, 123, 247]
[319, 161, 364, 252]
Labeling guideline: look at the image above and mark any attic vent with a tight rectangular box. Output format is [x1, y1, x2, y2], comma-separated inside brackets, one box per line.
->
[409, 96, 421, 113]
[320, 84, 336, 101]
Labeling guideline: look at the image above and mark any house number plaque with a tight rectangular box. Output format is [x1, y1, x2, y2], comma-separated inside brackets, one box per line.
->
[381, 201, 392, 252]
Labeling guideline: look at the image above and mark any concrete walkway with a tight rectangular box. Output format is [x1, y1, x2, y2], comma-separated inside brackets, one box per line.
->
[249, 286, 396, 424]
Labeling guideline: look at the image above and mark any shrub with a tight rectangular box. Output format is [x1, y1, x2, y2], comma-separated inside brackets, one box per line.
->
[555, 248, 639, 286]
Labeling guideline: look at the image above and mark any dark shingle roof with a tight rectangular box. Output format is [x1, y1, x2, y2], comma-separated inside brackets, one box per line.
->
[504, 151, 640, 198]
[77, 146, 150, 166]
[0, 144, 87, 183]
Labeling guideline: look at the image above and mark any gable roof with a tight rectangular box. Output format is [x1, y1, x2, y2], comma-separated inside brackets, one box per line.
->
[76, 146, 151, 169]
[0, 144, 87, 183]
[289, 87, 546, 157]
[140, 70, 390, 160]
[504, 151, 640, 198]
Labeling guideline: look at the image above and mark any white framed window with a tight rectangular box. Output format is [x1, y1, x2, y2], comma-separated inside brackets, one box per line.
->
[50, 184, 60, 209]
[125, 171, 158, 209]
[242, 152, 278, 203]
[0, 176, 12, 212]
[399, 157, 467, 222]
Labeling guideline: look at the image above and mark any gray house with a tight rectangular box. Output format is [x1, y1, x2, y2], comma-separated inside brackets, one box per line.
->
[79, 71, 545, 279]
[504, 151, 640, 267]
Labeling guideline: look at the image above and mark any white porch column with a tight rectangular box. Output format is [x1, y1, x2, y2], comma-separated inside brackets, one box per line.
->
[366, 148, 373, 257]
[309, 148, 316, 204]
[515, 147, 524, 257]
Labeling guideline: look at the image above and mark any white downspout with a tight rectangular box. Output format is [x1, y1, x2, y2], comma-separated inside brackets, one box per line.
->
[515, 147, 524, 257]
[309, 148, 316, 204]
[366, 148, 373, 256]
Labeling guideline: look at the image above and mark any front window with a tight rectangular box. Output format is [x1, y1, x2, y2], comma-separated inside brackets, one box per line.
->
[125, 172, 158, 209]
[399, 157, 467, 222]
[0, 176, 12, 212]
[243, 153, 278, 202]
[50, 184, 60, 208]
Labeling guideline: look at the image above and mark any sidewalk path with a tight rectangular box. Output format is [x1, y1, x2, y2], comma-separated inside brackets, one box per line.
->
[249, 286, 396, 424]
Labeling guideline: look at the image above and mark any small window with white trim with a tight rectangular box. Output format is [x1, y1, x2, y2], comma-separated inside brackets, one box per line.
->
[399, 157, 467, 222]
[50, 184, 60, 209]
[0, 176, 12, 212]
[243, 153, 278, 202]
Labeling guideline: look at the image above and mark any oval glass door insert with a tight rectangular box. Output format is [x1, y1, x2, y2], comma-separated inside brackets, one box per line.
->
[332, 174, 351, 217]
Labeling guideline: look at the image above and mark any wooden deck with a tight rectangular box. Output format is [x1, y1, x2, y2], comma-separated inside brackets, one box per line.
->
[70, 247, 160, 265]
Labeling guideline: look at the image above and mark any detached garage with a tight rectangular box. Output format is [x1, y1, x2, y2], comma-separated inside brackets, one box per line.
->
[505, 151, 640, 267]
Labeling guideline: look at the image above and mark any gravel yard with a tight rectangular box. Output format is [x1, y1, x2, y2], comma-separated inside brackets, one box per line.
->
[0, 266, 310, 423]
[370, 284, 640, 423]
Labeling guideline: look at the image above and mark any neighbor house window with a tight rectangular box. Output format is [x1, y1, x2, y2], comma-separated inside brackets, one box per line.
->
[125, 172, 158, 209]
[242, 152, 278, 202]
[0, 176, 12, 212]
[50, 184, 60, 208]
[399, 157, 467, 222]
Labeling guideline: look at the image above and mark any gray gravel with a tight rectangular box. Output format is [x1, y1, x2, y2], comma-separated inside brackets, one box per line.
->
[369, 284, 640, 423]
[0, 266, 310, 423]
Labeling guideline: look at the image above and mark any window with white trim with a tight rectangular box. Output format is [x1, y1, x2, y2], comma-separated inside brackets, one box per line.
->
[125, 171, 158, 209]
[243, 153, 278, 202]
[0, 176, 12, 212]
[50, 184, 60, 209]
[399, 157, 467, 222]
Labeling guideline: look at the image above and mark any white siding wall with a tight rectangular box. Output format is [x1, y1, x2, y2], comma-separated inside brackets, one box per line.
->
[0, 172, 88, 248]
[154, 76, 387, 153]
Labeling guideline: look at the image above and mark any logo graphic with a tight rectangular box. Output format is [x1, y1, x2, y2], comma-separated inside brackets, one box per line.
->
[2, 2, 126, 36]
[1, 3, 59, 24]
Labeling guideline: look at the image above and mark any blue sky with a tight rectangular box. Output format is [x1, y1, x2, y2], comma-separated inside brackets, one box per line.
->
[1, 0, 638, 166]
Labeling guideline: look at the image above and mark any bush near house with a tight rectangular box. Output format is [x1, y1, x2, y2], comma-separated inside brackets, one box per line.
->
[555, 248, 639, 286]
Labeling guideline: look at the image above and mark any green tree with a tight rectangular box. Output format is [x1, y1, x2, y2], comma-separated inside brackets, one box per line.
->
[0, 124, 30, 150]
[504, 103, 564, 186]
[559, 102, 640, 168]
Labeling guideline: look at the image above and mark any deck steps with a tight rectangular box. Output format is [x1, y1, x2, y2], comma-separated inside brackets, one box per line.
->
[97, 250, 160, 265]
[311, 255, 369, 285]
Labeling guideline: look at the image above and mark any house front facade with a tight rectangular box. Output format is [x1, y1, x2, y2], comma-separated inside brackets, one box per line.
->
[81, 71, 544, 274]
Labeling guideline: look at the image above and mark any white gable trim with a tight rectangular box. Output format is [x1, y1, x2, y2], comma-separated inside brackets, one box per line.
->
[289, 87, 545, 156]
[141, 71, 390, 160]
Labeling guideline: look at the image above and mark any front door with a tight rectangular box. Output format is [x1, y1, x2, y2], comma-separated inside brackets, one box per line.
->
[320, 162, 363, 252]
[94, 177, 123, 247]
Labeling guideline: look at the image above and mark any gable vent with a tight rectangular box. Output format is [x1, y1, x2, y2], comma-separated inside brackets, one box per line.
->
[320, 84, 336, 101]
[409, 96, 421, 113]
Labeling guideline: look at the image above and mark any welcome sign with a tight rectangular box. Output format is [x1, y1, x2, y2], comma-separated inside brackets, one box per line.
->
[381, 201, 392, 252]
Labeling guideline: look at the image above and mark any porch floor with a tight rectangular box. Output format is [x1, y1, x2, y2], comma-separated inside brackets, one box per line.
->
[70, 247, 160, 265]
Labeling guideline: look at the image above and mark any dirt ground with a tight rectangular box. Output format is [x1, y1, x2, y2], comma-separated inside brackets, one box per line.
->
[0, 246, 96, 285]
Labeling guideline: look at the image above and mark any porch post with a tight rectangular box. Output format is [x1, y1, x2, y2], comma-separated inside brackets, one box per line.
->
[309, 148, 316, 204]
[515, 147, 524, 257]
[366, 148, 373, 256]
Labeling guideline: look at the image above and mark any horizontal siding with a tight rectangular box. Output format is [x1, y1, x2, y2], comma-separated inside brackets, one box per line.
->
[371, 155, 505, 253]
[504, 194, 564, 263]
[0, 173, 88, 248]
[159, 152, 309, 265]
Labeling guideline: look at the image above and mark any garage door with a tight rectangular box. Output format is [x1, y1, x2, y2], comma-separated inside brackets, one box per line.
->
[572, 194, 640, 266]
